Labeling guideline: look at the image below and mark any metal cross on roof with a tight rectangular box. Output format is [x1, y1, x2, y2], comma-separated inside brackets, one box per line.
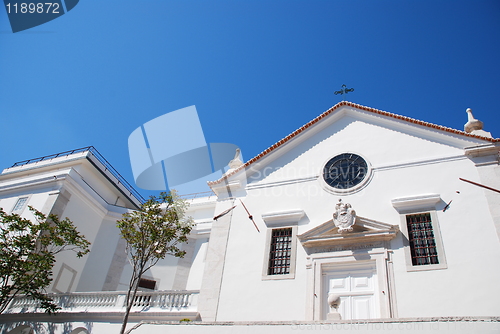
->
[334, 84, 354, 95]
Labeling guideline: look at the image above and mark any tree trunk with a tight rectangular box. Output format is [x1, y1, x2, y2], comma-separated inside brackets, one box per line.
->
[119, 276, 141, 334]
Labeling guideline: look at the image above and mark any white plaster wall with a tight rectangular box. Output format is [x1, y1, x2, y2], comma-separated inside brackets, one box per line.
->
[246, 117, 474, 185]
[71, 164, 124, 207]
[50, 189, 106, 293]
[474, 160, 500, 243]
[186, 238, 209, 290]
[0, 197, 19, 212]
[189, 206, 216, 221]
[4, 319, 499, 334]
[0, 186, 57, 218]
[0, 180, 111, 294]
[211, 115, 500, 321]
[76, 218, 122, 292]
[0, 155, 148, 297]
[97, 321, 500, 334]
[116, 251, 181, 291]
[214, 201, 308, 321]
[387, 162, 500, 317]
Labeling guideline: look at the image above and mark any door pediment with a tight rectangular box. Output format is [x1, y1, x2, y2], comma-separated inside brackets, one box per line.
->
[298, 216, 399, 249]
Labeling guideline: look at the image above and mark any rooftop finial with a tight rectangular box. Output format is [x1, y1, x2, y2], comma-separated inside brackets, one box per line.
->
[228, 148, 243, 170]
[464, 108, 492, 138]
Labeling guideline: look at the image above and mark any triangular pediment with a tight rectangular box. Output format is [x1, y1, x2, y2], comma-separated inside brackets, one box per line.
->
[298, 216, 399, 248]
[209, 101, 496, 190]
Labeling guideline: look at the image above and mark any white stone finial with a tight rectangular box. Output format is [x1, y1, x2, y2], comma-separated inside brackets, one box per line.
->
[228, 148, 243, 170]
[465, 108, 483, 132]
[464, 108, 492, 138]
[466, 108, 474, 121]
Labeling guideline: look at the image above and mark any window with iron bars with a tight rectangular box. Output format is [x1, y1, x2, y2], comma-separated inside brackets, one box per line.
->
[268, 228, 293, 275]
[406, 213, 439, 266]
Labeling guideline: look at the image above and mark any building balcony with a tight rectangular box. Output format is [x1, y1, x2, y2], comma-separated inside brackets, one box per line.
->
[1, 290, 200, 323]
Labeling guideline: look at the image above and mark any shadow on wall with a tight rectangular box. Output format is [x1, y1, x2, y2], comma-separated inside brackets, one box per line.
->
[3, 323, 92, 334]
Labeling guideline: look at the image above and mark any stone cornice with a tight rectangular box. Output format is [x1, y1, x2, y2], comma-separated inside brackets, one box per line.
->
[391, 194, 441, 212]
[464, 143, 500, 157]
[262, 209, 305, 227]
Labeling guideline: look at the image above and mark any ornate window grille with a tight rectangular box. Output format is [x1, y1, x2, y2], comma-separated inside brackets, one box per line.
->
[268, 228, 292, 275]
[406, 213, 439, 266]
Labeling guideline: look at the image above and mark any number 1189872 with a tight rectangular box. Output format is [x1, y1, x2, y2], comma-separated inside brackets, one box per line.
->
[5, 2, 60, 14]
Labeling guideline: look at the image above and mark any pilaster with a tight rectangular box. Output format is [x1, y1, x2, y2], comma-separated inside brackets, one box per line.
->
[197, 199, 235, 321]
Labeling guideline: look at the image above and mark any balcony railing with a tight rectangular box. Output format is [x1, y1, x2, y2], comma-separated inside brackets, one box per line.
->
[5, 290, 199, 314]
[8, 146, 146, 205]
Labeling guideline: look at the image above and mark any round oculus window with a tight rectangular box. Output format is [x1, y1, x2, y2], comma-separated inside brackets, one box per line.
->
[323, 153, 368, 190]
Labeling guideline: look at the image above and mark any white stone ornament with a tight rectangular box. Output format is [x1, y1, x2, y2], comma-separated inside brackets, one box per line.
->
[464, 108, 492, 138]
[333, 199, 356, 233]
[327, 293, 342, 320]
[228, 148, 243, 170]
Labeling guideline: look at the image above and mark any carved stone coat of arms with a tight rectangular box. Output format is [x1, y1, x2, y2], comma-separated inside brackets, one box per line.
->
[333, 200, 356, 233]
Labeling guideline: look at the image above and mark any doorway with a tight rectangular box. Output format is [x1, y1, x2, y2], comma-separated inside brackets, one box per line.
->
[322, 262, 379, 320]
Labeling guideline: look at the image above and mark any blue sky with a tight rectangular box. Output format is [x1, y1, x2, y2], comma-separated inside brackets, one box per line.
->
[1, 0, 499, 198]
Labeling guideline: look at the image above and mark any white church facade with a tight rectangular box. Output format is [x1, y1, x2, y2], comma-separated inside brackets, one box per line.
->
[1, 101, 500, 333]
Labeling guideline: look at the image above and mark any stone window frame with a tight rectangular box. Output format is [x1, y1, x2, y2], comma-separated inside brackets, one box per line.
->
[261, 209, 304, 280]
[392, 194, 447, 272]
[262, 226, 298, 280]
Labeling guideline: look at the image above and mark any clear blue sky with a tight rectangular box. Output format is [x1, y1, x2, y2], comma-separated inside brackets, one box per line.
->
[1, 0, 499, 198]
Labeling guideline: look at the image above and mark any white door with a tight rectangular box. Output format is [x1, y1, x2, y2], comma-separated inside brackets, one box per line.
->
[323, 265, 378, 320]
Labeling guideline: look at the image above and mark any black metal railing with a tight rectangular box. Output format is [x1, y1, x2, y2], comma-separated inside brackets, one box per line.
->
[11, 147, 93, 167]
[10, 146, 145, 204]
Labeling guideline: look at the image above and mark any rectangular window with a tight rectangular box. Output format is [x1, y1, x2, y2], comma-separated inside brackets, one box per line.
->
[406, 213, 439, 266]
[12, 197, 28, 212]
[268, 228, 293, 275]
[138, 278, 156, 290]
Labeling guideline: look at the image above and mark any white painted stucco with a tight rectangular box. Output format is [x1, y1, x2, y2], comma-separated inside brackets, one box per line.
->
[1, 103, 499, 333]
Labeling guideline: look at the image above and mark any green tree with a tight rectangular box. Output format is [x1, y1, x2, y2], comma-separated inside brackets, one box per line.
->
[117, 191, 193, 334]
[0, 206, 90, 314]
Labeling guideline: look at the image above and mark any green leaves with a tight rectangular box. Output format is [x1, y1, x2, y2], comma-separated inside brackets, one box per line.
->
[0, 206, 90, 314]
[117, 191, 193, 268]
[117, 190, 193, 334]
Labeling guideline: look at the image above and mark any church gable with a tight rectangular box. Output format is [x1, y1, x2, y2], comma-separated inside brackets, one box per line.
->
[222, 103, 494, 191]
[210, 101, 496, 189]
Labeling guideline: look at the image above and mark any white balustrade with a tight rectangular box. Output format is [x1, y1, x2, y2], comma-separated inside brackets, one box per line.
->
[5, 290, 199, 314]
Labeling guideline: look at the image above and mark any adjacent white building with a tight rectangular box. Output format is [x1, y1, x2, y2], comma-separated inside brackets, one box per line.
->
[1, 101, 500, 333]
